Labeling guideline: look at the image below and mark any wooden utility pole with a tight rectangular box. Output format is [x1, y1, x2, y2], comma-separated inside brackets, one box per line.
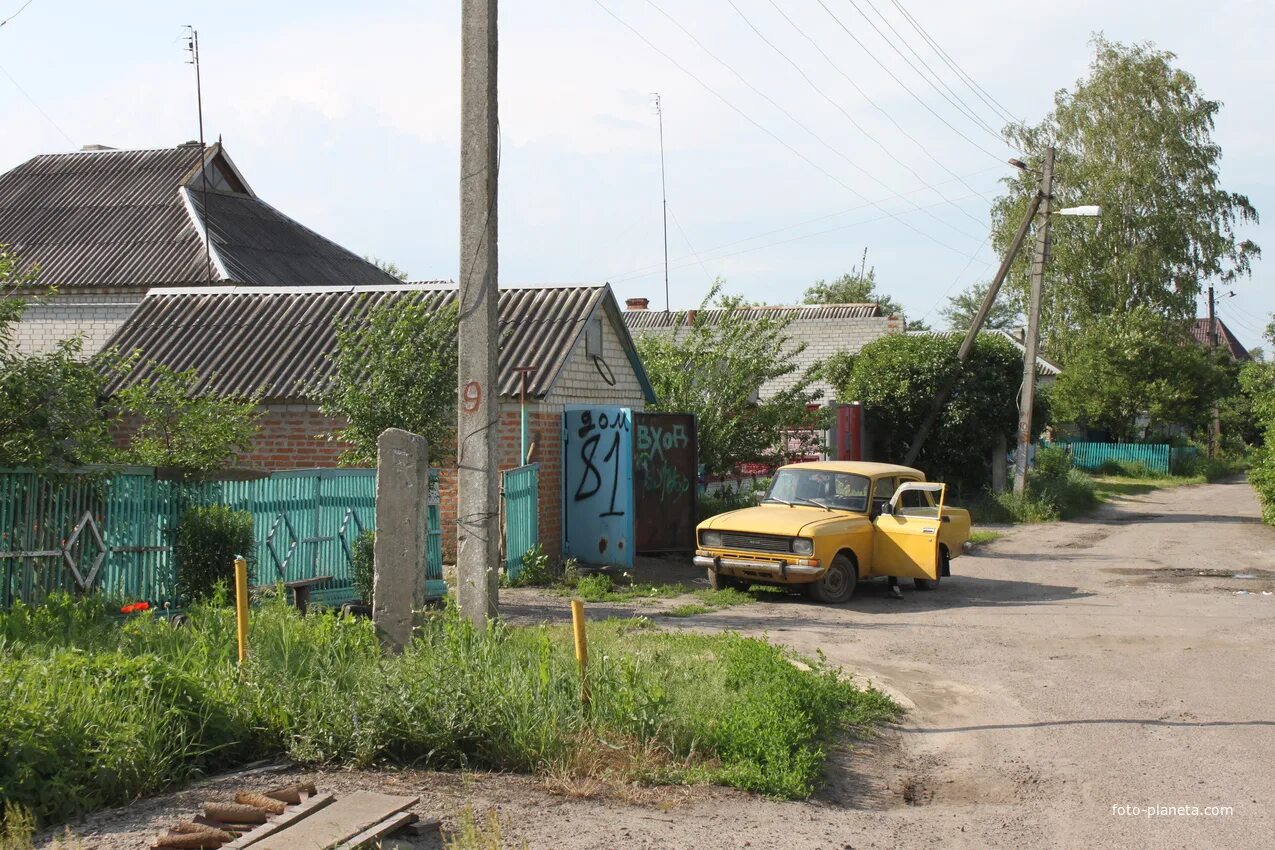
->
[1012, 146, 1055, 496]
[902, 173, 1045, 467]
[457, 0, 500, 625]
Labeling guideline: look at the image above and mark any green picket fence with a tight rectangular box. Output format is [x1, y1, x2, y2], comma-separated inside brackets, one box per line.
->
[0, 467, 444, 609]
[1041, 441, 1173, 475]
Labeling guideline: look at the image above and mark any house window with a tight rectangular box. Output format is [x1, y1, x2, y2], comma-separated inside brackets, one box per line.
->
[585, 316, 603, 358]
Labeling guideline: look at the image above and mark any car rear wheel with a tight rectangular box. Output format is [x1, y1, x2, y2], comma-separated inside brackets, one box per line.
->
[809, 554, 857, 604]
[913, 549, 949, 590]
[707, 568, 748, 592]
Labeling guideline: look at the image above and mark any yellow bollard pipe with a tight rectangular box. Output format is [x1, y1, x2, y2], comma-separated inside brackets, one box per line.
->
[570, 598, 589, 706]
[234, 556, 249, 665]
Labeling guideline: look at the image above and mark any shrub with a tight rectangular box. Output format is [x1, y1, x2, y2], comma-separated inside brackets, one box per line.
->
[698, 485, 758, 521]
[0, 597, 898, 825]
[351, 530, 375, 604]
[1096, 458, 1159, 478]
[174, 505, 254, 603]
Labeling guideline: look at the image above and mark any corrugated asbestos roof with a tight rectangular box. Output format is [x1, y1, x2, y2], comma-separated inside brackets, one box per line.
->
[623, 302, 884, 329]
[101, 284, 623, 401]
[916, 329, 1063, 376]
[1190, 318, 1252, 362]
[0, 144, 398, 288]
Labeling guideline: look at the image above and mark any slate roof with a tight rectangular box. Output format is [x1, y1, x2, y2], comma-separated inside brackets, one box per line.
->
[101, 284, 655, 402]
[0, 144, 398, 288]
[1190, 318, 1252, 362]
[623, 302, 883, 330]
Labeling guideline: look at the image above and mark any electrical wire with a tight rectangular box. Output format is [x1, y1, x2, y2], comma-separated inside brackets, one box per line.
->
[667, 205, 715, 283]
[848, 0, 1003, 139]
[809, 0, 1010, 162]
[890, 0, 1021, 127]
[858, 0, 1005, 137]
[0, 0, 37, 29]
[709, 0, 986, 238]
[605, 165, 1001, 283]
[0, 61, 74, 147]
[591, 0, 976, 256]
[607, 189, 988, 285]
[760, 0, 996, 208]
[916, 235, 995, 326]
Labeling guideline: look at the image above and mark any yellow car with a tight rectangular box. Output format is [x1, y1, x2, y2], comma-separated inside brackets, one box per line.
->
[694, 461, 972, 603]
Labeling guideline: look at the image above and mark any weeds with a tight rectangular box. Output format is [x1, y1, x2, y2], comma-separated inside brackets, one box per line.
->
[444, 807, 527, 850]
[666, 603, 712, 617]
[0, 596, 894, 825]
[969, 530, 1003, 545]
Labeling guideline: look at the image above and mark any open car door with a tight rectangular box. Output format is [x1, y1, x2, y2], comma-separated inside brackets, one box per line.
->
[871, 482, 945, 580]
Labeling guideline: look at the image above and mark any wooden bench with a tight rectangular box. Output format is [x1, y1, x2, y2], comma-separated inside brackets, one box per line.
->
[252, 576, 333, 615]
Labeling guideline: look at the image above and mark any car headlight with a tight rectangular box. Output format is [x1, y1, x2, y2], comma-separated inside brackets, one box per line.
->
[701, 531, 722, 548]
[791, 538, 814, 556]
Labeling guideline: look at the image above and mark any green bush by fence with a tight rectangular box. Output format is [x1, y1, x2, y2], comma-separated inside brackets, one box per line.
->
[174, 505, 255, 603]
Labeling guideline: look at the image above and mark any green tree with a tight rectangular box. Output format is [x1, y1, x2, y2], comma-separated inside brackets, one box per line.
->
[637, 281, 823, 476]
[804, 267, 904, 317]
[366, 256, 409, 281]
[991, 36, 1260, 358]
[940, 281, 1022, 332]
[1240, 358, 1275, 523]
[0, 246, 111, 468]
[1050, 309, 1225, 440]
[833, 333, 1042, 493]
[112, 363, 261, 472]
[322, 298, 458, 465]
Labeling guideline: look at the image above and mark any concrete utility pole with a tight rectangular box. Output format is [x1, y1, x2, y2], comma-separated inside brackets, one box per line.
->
[457, 0, 500, 625]
[1012, 146, 1055, 496]
[902, 168, 1045, 467]
[1208, 283, 1220, 458]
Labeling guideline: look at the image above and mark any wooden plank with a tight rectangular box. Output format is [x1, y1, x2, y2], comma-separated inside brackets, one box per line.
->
[332, 811, 418, 850]
[222, 793, 336, 849]
[252, 792, 418, 850]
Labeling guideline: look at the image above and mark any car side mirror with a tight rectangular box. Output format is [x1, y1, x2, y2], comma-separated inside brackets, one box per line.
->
[877, 503, 892, 517]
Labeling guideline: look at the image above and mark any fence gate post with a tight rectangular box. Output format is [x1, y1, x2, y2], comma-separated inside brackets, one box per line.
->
[372, 428, 430, 652]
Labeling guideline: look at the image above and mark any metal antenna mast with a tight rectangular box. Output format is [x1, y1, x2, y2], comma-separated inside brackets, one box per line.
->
[653, 93, 669, 311]
[185, 26, 213, 283]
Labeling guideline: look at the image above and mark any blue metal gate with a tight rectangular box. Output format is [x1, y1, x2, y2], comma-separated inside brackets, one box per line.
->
[502, 464, 540, 580]
[563, 407, 634, 568]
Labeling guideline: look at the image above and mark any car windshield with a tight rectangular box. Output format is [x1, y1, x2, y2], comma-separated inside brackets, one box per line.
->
[764, 469, 870, 512]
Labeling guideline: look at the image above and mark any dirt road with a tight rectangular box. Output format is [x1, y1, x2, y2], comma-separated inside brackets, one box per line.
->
[61, 479, 1274, 849]
[502, 477, 1275, 849]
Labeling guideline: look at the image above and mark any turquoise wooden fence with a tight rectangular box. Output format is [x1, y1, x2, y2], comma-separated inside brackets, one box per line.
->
[1041, 442, 1172, 475]
[502, 464, 539, 580]
[0, 467, 444, 609]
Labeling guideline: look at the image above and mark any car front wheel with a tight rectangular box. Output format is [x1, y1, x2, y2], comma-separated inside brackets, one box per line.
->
[808, 554, 857, 604]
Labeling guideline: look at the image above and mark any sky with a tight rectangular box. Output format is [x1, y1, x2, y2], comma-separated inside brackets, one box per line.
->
[1, 0, 1272, 349]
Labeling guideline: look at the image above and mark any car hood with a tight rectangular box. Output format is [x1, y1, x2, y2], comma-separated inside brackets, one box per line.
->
[699, 504, 866, 537]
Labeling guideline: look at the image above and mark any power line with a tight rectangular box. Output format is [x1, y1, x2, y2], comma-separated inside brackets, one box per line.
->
[810, 0, 1010, 162]
[890, 0, 1021, 127]
[0, 0, 37, 29]
[591, 0, 975, 256]
[711, 0, 986, 239]
[917, 235, 995, 326]
[667, 205, 716, 283]
[649, 0, 985, 241]
[759, 0, 996, 208]
[608, 189, 988, 285]
[0, 61, 74, 147]
[606, 165, 1000, 283]
[857, 0, 1004, 137]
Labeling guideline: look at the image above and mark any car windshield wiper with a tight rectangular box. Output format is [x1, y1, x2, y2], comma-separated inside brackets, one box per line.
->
[761, 497, 794, 506]
[794, 498, 832, 512]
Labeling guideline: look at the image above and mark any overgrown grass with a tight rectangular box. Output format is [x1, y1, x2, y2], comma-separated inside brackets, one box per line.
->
[0, 595, 896, 825]
[969, 530, 1003, 545]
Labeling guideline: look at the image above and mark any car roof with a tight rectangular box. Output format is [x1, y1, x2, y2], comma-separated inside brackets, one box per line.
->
[779, 461, 926, 478]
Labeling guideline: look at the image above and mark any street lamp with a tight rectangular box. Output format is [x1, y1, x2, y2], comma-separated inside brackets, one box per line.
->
[1055, 205, 1101, 217]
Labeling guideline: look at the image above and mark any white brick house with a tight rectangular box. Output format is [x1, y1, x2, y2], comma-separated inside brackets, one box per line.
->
[622, 297, 903, 402]
[0, 142, 400, 356]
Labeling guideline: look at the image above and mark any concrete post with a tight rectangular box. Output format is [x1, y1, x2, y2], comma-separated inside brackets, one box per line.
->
[373, 428, 429, 652]
[992, 433, 1008, 493]
[457, 0, 500, 625]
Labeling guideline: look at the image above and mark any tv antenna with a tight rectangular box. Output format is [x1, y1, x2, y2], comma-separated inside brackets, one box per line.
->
[652, 93, 669, 312]
[185, 25, 214, 283]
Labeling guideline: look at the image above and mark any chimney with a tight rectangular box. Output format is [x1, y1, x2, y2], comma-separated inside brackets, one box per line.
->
[625, 297, 650, 311]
